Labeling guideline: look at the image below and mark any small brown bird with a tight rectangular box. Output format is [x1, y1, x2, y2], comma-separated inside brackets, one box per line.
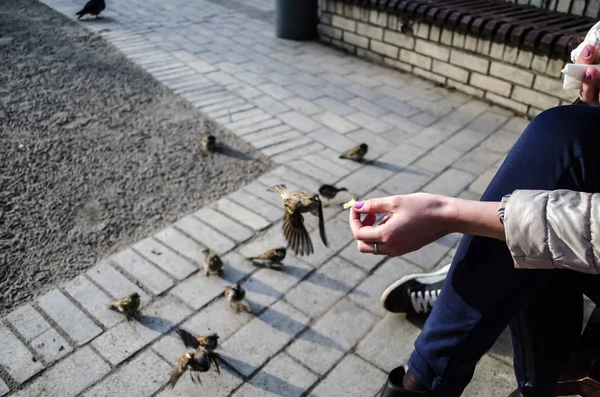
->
[224, 283, 251, 313]
[201, 135, 217, 153]
[318, 184, 348, 206]
[176, 328, 220, 353]
[202, 248, 223, 277]
[339, 143, 368, 163]
[76, 0, 105, 19]
[268, 184, 328, 256]
[107, 292, 140, 321]
[168, 351, 212, 388]
[246, 247, 286, 268]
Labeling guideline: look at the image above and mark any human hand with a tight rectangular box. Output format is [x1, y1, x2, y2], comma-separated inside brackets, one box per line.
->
[577, 44, 600, 106]
[348, 193, 453, 257]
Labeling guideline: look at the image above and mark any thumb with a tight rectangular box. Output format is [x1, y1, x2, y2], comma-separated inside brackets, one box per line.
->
[576, 44, 597, 65]
[353, 197, 396, 214]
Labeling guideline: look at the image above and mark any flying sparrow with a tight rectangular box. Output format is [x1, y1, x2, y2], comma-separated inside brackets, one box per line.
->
[268, 184, 328, 256]
[246, 247, 286, 268]
[202, 248, 223, 277]
[224, 283, 251, 313]
[339, 143, 368, 163]
[167, 351, 212, 389]
[176, 328, 220, 353]
[107, 292, 140, 321]
[201, 135, 217, 153]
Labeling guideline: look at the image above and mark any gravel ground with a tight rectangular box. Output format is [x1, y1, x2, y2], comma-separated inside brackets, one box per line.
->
[0, 0, 273, 316]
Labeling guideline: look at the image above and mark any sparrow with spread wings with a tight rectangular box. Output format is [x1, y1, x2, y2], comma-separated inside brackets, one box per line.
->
[167, 328, 221, 389]
[267, 184, 328, 256]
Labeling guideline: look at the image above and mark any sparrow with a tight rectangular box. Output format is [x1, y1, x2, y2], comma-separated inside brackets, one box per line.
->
[167, 350, 212, 388]
[107, 292, 140, 321]
[76, 0, 105, 19]
[246, 247, 286, 268]
[267, 184, 328, 256]
[176, 328, 219, 353]
[318, 184, 348, 206]
[201, 135, 217, 153]
[224, 283, 251, 313]
[339, 143, 368, 163]
[202, 248, 223, 277]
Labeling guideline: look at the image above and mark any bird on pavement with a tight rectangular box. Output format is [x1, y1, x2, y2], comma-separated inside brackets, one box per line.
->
[268, 184, 328, 256]
[318, 184, 348, 206]
[339, 143, 368, 163]
[224, 283, 251, 313]
[76, 0, 106, 19]
[246, 247, 286, 269]
[107, 292, 140, 321]
[201, 135, 217, 153]
[202, 248, 223, 277]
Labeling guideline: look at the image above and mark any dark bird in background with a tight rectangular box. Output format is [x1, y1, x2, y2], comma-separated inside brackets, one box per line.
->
[339, 143, 368, 163]
[224, 283, 251, 313]
[319, 184, 348, 206]
[268, 184, 328, 256]
[76, 0, 105, 19]
[201, 135, 217, 153]
[107, 292, 140, 321]
[202, 248, 223, 277]
[246, 247, 286, 269]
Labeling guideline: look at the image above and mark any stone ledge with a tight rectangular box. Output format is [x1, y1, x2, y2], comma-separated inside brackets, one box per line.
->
[318, 0, 583, 119]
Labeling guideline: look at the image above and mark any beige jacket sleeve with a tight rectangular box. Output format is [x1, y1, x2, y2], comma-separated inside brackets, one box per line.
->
[504, 189, 600, 275]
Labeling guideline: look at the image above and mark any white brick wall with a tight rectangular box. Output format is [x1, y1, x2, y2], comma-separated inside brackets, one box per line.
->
[319, 0, 572, 119]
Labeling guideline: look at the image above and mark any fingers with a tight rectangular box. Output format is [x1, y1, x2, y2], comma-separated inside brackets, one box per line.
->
[576, 44, 597, 65]
[580, 66, 600, 106]
[349, 208, 385, 242]
[363, 213, 377, 227]
[356, 241, 395, 256]
[378, 215, 392, 225]
[353, 196, 397, 214]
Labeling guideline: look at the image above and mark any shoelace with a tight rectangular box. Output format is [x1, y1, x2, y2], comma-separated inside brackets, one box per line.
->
[410, 289, 440, 314]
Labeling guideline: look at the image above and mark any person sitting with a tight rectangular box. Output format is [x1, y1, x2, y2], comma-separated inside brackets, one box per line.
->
[348, 44, 600, 397]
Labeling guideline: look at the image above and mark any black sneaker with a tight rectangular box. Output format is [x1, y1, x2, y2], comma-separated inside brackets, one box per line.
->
[379, 366, 430, 396]
[380, 264, 450, 315]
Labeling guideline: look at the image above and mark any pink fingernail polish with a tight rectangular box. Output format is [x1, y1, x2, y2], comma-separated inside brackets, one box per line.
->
[585, 47, 592, 58]
[586, 71, 592, 80]
[354, 201, 364, 209]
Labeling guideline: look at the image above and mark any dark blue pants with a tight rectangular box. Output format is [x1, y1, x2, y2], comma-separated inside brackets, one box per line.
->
[408, 104, 600, 397]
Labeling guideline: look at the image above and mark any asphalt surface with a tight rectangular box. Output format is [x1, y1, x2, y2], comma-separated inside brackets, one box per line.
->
[0, 0, 273, 316]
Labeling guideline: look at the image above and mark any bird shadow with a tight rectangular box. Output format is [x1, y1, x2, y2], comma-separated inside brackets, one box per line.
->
[78, 16, 116, 23]
[135, 314, 178, 336]
[368, 161, 430, 175]
[217, 146, 255, 161]
[243, 277, 284, 299]
[280, 265, 368, 297]
[218, 354, 307, 396]
[258, 307, 346, 352]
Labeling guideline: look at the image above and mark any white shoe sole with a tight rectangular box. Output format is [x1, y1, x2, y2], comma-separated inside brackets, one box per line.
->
[380, 263, 452, 311]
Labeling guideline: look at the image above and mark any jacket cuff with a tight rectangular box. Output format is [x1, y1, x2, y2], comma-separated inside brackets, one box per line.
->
[503, 190, 555, 270]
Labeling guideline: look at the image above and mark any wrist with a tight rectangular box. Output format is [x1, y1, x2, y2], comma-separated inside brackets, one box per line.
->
[440, 196, 506, 240]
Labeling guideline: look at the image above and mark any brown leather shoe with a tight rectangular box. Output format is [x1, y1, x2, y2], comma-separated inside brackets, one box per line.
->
[379, 366, 429, 397]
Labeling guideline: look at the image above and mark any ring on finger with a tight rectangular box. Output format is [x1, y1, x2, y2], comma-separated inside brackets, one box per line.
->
[373, 242, 381, 255]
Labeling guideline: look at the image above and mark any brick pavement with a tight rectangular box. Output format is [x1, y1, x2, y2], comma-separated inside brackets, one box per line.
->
[0, 0, 534, 394]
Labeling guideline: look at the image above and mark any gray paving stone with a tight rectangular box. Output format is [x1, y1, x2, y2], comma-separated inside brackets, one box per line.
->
[347, 97, 390, 117]
[338, 241, 386, 272]
[303, 215, 356, 268]
[153, 226, 205, 263]
[287, 83, 324, 100]
[317, 148, 363, 172]
[314, 97, 356, 116]
[462, 355, 517, 397]
[278, 111, 321, 133]
[356, 314, 422, 371]
[86, 262, 150, 303]
[453, 146, 503, 175]
[284, 97, 322, 116]
[243, 124, 292, 143]
[502, 116, 530, 134]
[376, 143, 427, 169]
[376, 96, 420, 118]
[228, 188, 283, 223]
[380, 166, 435, 195]
[347, 112, 392, 133]
[5, 304, 51, 342]
[219, 250, 257, 284]
[261, 136, 314, 157]
[257, 83, 294, 100]
[111, 249, 174, 295]
[82, 350, 171, 397]
[301, 153, 353, 179]
[92, 295, 192, 365]
[0, 379, 7, 396]
[286, 257, 365, 318]
[170, 273, 230, 311]
[211, 197, 271, 231]
[194, 207, 254, 243]
[381, 113, 424, 135]
[221, 300, 309, 377]
[243, 181, 288, 209]
[410, 111, 440, 127]
[349, 258, 423, 317]
[235, 118, 284, 136]
[403, 239, 453, 270]
[232, 352, 318, 397]
[422, 168, 477, 197]
[266, 165, 323, 193]
[287, 299, 378, 375]
[308, 354, 386, 397]
[285, 158, 339, 184]
[470, 166, 499, 196]
[443, 128, 490, 153]
[270, 142, 325, 165]
[251, 130, 303, 149]
[413, 145, 463, 173]
[335, 164, 394, 198]
[468, 111, 510, 134]
[252, 94, 292, 115]
[480, 129, 520, 154]
[64, 275, 123, 328]
[29, 327, 72, 365]
[174, 215, 236, 254]
[37, 289, 102, 346]
[0, 325, 43, 383]
[11, 347, 110, 397]
[307, 128, 359, 153]
[314, 112, 359, 134]
[345, 129, 397, 156]
[407, 126, 455, 150]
